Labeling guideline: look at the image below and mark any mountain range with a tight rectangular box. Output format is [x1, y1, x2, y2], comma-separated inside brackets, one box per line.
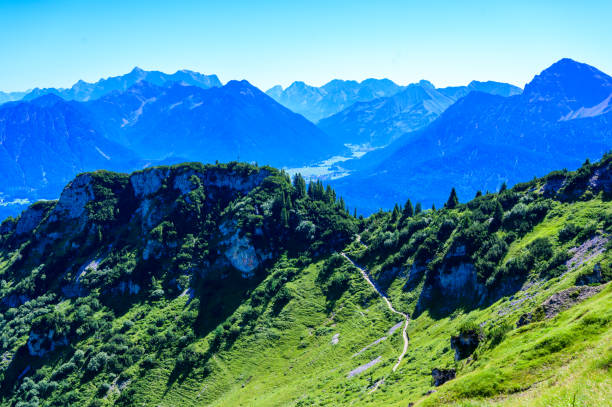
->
[318, 80, 522, 148]
[21, 67, 222, 102]
[331, 58, 612, 213]
[0, 78, 343, 218]
[1, 58, 611, 220]
[266, 78, 405, 122]
[0, 91, 27, 105]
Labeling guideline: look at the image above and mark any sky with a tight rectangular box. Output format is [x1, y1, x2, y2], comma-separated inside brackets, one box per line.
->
[1, 0, 611, 92]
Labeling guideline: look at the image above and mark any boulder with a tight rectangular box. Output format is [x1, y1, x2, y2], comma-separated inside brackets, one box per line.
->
[431, 368, 456, 386]
[576, 263, 603, 285]
[450, 330, 480, 360]
[27, 329, 68, 357]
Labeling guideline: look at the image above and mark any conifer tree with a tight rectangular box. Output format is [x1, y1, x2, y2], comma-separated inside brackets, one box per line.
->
[491, 200, 504, 229]
[293, 173, 306, 199]
[415, 202, 422, 214]
[402, 198, 414, 218]
[445, 188, 459, 209]
[280, 207, 289, 228]
[475, 190, 482, 198]
[391, 204, 400, 222]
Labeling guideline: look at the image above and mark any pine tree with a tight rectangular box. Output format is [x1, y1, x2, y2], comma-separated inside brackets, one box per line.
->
[415, 202, 422, 214]
[402, 199, 414, 218]
[445, 187, 459, 209]
[475, 190, 482, 198]
[499, 182, 507, 192]
[293, 173, 306, 199]
[280, 207, 289, 228]
[431, 203, 436, 211]
[491, 200, 504, 229]
[353, 208, 357, 218]
[391, 204, 400, 222]
[325, 185, 335, 204]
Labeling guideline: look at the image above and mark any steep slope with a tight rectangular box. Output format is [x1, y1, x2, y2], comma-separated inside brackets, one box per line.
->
[266, 78, 404, 122]
[333, 59, 612, 213]
[319, 80, 521, 148]
[22, 67, 221, 102]
[0, 158, 610, 406]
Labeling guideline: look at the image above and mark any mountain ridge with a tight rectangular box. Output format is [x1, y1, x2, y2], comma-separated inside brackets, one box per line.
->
[331, 58, 612, 213]
[0, 155, 610, 406]
[318, 80, 522, 148]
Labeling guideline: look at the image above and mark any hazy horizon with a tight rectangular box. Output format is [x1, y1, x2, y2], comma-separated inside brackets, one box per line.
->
[2, 0, 612, 92]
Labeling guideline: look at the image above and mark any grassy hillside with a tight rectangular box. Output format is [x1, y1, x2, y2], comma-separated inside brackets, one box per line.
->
[0, 157, 610, 406]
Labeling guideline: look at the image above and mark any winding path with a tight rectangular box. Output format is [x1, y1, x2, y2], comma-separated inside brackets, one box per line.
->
[340, 252, 409, 372]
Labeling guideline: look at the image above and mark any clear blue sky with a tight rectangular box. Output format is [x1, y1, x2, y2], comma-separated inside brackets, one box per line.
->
[1, 0, 611, 92]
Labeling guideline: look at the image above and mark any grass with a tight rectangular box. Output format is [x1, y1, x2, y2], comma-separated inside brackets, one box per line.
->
[2, 178, 611, 406]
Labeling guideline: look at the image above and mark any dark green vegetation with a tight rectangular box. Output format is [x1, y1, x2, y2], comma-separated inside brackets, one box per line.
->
[0, 156, 611, 406]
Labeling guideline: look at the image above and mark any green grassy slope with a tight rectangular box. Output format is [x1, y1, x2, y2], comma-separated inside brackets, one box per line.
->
[0, 157, 611, 406]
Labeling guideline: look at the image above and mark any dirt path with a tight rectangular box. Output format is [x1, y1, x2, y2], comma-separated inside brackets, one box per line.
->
[340, 252, 409, 372]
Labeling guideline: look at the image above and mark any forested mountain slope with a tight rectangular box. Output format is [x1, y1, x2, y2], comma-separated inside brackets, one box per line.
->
[0, 156, 610, 406]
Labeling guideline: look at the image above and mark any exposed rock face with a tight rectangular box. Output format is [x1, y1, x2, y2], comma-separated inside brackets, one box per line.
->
[201, 168, 271, 193]
[0, 294, 30, 308]
[540, 175, 566, 197]
[130, 168, 170, 198]
[49, 174, 95, 221]
[220, 221, 270, 278]
[0, 218, 17, 235]
[27, 329, 68, 357]
[15, 204, 50, 236]
[539, 162, 612, 199]
[431, 368, 456, 386]
[62, 258, 101, 298]
[576, 263, 603, 285]
[224, 232, 260, 278]
[517, 285, 604, 326]
[450, 330, 480, 360]
[438, 263, 486, 303]
[112, 280, 142, 295]
[404, 263, 426, 289]
[541, 286, 603, 317]
[566, 235, 609, 272]
[589, 167, 612, 194]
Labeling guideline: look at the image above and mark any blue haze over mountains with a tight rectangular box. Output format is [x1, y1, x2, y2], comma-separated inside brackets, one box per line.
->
[317, 80, 522, 148]
[331, 59, 612, 213]
[1, 58, 611, 219]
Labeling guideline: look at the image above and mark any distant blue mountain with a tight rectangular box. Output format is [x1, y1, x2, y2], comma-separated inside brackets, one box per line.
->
[0, 91, 28, 105]
[0, 94, 138, 199]
[332, 59, 612, 213]
[0, 80, 345, 218]
[21, 67, 222, 102]
[318, 80, 522, 148]
[84, 80, 343, 166]
[266, 78, 405, 122]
